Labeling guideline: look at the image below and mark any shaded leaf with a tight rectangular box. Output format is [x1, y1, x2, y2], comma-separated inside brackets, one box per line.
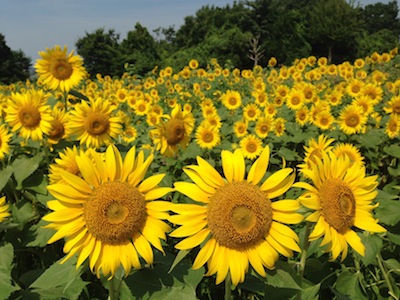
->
[12, 154, 43, 189]
[0, 165, 13, 191]
[335, 270, 365, 299]
[383, 144, 400, 158]
[0, 243, 20, 299]
[358, 234, 383, 266]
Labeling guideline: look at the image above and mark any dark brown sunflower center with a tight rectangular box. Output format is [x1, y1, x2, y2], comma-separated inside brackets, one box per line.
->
[202, 131, 214, 143]
[247, 109, 256, 118]
[229, 97, 238, 106]
[393, 103, 400, 114]
[84, 181, 147, 244]
[345, 113, 360, 127]
[84, 113, 110, 136]
[49, 119, 65, 140]
[51, 59, 73, 80]
[246, 141, 257, 153]
[165, 118, 185, 145]
[292, 96, 301, 105]
[319, 178, 355, 233]
[207, 181, 272, 250]
[18, 106, 41, 128]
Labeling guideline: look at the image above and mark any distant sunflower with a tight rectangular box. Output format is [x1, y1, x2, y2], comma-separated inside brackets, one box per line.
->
[233, 120, 248, 138]
[295, 106, 310, 126]
[149, 104, 195, 157]
[313, 110, 334, 131]
[35, 45, 87, 92]
[0, 124, 12, 160]
[5, 90, 53, 141]
[255, 116, 274, 138]
[43, 145, 173, 278]
[295, 151, 386, 260]
[339, 104, 368, 135]
[122, 127, 138, 144]
[273, 117, 286, 137]
[195, 124, 221, 149]
[385, 114, 400, 139]
[69, 98, 123, 149]
[48, 146, 85, 185]
[384, 95, 400, 115]
[170, 146, 302, 286]
[239, 134, 263, 160]
[299, 134, 335, 173]
[243, 103, 261, 122]
[286, 90, 305, 110]
[221, 90, 242, 111]
[346, 79, 364, 98]
[0, 196, 10, 222]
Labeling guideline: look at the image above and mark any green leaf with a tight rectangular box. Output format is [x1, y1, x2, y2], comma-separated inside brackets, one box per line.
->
[277, 147, 301, 161]
[0, 243, 20, 299]
[354, 129, 384, 149]
[358, 234, 383, 266]
[383, 258, 400, 275]
[387, 232, 400, 245]
[26, 219, 55, 247]
[0, 165, 13, 191]
[12, 154, 43, 189]
[375, 198, 400, 226]
[335, 270, 365, 299]
[383, 144, 400, 158]
[265, 264, 301, 290]
[168, 249, 190, 273]
[11, 201, 36, 229]
[30, 255, 87, 300]
[68, 89, 89, 101]
[301, 283, 321, 300]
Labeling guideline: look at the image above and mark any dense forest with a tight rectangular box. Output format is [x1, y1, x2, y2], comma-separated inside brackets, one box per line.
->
[1, 0, 399, 83]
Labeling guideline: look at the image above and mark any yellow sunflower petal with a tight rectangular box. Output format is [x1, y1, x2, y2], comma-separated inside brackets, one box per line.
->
[76, 154, 99, 188]
[133, 233, 154, 265]
[248, 247, 266, 277]
[174, 228, 210, 250]
[183, 168, 216, 194]
[221, 150, 234, 183]
[144, 187, 174, 201]
[170, 203, 207, 215]
[174, 182, 211, 203]
[138, 174, 166, 194]
[271, 199, 301, 212]
[77, 234, 96, 267]
[105, 144, 122, 182]
[247, 145, 270, 186]
[232, 148, 245, 182]
[169, 219, 208, 238]
[193, 238, 216, 270]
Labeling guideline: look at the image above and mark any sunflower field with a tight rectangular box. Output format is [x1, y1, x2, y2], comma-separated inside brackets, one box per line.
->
[0, 45, 399, 300]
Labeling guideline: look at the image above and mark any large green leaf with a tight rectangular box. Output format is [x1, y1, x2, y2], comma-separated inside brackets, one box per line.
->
[29, 255, 88, 300]
[335, 270, 366, 299]
[12, 154, 43, 189]
[26, 219, 56, 247]
[265, 262, 301, 290]
[124, 254, 204, 300]
[0, 243, 20, 299]
[0, 165, 13, 191]
[383, 144, 400, 158]
[358, 234, 383, 266]
[11, 201, 36, 229]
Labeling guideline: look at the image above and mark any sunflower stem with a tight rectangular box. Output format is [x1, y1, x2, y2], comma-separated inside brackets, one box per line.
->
[376, 252, 398, 300]
[108, 276, 122, 300]
[297, 221, 311, 300]
[63, 91, 69, 111]
[224, 273, 233, 300]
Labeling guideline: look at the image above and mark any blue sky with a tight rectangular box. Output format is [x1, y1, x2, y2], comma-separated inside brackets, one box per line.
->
[0, 0, 392, 62]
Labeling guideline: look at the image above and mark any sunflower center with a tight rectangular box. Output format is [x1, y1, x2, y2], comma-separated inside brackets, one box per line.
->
[229, 97, 238, 106]
[393, 103, 400, 114]
[84, 113, 110, 136]
[207, 181, 272, 250]
[49, 120, 65, 140]
[319, 178, 355, 233]
[51, 59, 73, 80]
[84, 181, 147, 244]
[292, 96, 301, 105]
[165, 118, 185, 145]
[247, 109, 256, 118]
[202, 131, 214, 143]
[18, 106, 41, 128]
[246, 141, 257, 153]
[345, 113, 360, 127]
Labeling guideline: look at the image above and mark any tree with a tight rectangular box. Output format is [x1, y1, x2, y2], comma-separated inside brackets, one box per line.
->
[75, 28, 124, 77]
[121, 23, 161, 75]
[305, 0, 364, 63]
[363, 1, 400, 35]
[0, 33, 31, 84]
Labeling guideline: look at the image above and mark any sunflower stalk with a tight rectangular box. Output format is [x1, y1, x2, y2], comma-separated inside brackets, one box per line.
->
[224, 273, 233, 300]
[297, 221, 311, 300]
[376, 252, 398, 300]
[108, 275, 123, 300]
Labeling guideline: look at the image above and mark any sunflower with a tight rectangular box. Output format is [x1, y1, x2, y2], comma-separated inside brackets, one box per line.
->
[243, 103, 261, 122]
[384, 95, 400, 115]
[313, 110, 334, 131]
[295, 151, 386, 260]
[0, 196, 10, 222]
[43, 145, 173, 278]
[35, 45, 87, 92]
[48, 146, 85, 185]
[346, 79, 364, 98]
[273, 117, 286, 137]
[299, 134, 335, 173]
[195, 124, 221, 149]
[122, 127, 138, 144]
[48, 107, 71, 145]
[338, 104, 368, 135]
[149, 104, 195, 157]
[286, 90, 305, 110]
[169, 146, 303, 286]
[5, 89, 53, 141]
[239, 134, 263, 160]
[295, 106, 310, 126]
[69, 98, 123, 149]
[333, 143, 364, 167]
[352, 95, 375, 115]
[221, 90, 242, 111]
[233, 120, 248, 138]
[255, 115, 274, 138]
[0, 124, 12, 160]
[385, 114, 400, 139]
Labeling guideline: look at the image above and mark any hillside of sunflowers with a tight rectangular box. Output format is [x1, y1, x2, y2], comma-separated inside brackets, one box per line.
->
[0, 44, 399, 300]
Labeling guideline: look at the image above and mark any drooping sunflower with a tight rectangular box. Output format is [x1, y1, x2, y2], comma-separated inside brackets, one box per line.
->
[240, 134, 263, 160]
[195, 124, 221, 149]
[385, 114, 400, 139]
[0, 124, 12, 160]
[299, 134, 335, 173]
[69, 98, 123, 149]
[149, 104, 195, 157]
[5, 89, 53, 141]
[169, 146, 303, 286]
[221, 90, 242, 111]
[295, 151, 386, 260]
[0, 196, 11, 222]
[35, 45, 87, 92]
[43, 145, 173, 278]
[338, 104, 368, 135]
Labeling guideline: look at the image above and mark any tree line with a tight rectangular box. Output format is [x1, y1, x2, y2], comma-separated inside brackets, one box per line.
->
[1, 0, 399, 83]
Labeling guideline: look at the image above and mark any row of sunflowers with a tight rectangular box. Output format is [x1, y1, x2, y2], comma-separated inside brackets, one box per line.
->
[0, 45, 399, 299]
